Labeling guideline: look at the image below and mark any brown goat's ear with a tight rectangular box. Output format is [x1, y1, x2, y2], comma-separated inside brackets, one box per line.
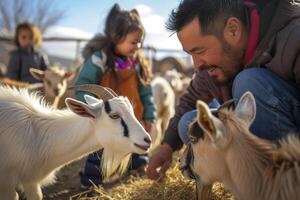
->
[197, 100, 224, 142]
[235, 91, 256, 127]
[63, 72, 74, 79]
[30, 68, 45, 80]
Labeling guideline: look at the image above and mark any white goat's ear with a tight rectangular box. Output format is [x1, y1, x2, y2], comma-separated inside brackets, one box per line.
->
[30, 68, 45, 80]
[235, 91, 256, 127]
[65, 98, 102, 118]
[197, 100, 224, 142]
[84, 94, 102, 106]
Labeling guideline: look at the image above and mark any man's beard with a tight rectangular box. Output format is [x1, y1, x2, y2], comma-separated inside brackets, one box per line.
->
[209, 44, 243, 85]
[199, 63, 240, 86]
[212, 67, 234, 86]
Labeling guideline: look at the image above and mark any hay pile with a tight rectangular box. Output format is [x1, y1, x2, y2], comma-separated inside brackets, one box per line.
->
[84, 164, 235, 200]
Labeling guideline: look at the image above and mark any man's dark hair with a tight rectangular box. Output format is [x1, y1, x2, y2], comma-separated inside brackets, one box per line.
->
[166, 0, 247, 36]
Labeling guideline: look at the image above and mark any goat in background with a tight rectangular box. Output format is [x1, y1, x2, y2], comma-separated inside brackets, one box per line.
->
[0, 84, 151, 200]
[30, 66, 79, 109]
[181, 92, 300, 200]
[150, 76, 175, 151]
[163, 69, 191, 104]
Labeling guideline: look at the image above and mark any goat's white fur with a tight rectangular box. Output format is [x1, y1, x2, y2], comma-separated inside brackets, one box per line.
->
[0, 86, 151, 200]
[150, 76, 175, 150]
[163, 69, 191, 104]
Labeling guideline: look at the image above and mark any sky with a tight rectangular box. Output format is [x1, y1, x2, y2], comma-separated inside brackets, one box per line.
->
[42, 0, 185, 59]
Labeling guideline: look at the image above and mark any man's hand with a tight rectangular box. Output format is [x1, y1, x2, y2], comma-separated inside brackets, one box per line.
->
[147, 143, 173, 180]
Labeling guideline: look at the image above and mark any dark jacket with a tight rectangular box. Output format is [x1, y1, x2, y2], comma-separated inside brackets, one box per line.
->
[163, 0, 300, 151]
[7, 47, 48, 83]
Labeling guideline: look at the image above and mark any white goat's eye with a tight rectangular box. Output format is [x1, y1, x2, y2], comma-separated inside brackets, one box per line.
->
[109, 113, 120, 119]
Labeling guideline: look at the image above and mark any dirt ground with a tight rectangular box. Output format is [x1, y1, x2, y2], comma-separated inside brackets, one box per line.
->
[42, 158, 145, 200]
[42, 158, 92, 200]
[41, 156, 232, 200]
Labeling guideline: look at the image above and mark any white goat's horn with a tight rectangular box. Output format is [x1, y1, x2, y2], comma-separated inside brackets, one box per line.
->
[68, 84, 116, 101]
[105, 87, 118, 97]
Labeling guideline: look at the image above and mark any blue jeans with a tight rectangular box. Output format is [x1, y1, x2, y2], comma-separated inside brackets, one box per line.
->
[233, 68, 300, 140]
[178, 68, 300, 144]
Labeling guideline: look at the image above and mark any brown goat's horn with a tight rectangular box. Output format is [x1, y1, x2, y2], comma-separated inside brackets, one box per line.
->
[211, 99, 236, 116]
[68, 84, 116, 101]
[218, 99, 236, 110]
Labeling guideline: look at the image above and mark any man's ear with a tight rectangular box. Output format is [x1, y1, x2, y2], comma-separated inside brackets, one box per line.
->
[223, 17, 243, 46]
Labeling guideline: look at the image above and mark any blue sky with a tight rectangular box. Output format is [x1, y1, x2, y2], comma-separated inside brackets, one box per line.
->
[56, 0, 181, 33]
[43, 0, 184, 59]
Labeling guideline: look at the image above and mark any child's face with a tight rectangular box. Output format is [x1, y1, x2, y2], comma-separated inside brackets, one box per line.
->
[115, 31, 143, 57]
[18, 28, 34, 48]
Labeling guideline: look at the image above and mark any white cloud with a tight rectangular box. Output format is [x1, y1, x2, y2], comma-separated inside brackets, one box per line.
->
[43, 26, 93, 39]
[135, 4, 153, 16]
[42, 26, 92, 59]
[135, 4, 182, 50]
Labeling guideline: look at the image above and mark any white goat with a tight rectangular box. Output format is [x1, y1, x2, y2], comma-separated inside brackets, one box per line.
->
[30, 67, 78, 109]
[150, 76, 175, 150]
[181, 92, 300, 200]
[0, 85, 151, 200]
[163, 69, 191, 104]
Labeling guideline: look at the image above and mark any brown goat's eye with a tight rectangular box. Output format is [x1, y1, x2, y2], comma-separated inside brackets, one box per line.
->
[189, 135, 199, 144]
[109, 113, 120, 119]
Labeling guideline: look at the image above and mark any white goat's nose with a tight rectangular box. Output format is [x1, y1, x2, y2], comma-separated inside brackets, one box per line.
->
[144, 137, 151, 145]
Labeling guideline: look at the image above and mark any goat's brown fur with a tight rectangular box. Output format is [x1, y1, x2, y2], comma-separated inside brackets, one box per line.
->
[189, 94, 300, 200]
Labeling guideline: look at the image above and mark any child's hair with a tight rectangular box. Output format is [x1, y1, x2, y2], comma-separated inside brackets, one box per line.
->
[14, 22, 42, 48]
[83, 3, 152, 84]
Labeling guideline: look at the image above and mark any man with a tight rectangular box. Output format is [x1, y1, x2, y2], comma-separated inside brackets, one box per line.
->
[147, 0, 300, 180]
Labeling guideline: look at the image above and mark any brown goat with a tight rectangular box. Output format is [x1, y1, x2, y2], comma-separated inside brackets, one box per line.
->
[30, 66, 79, 109]
[181, 92, 300, 200]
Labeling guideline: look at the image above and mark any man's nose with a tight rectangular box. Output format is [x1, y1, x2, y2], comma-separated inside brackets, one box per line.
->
[192, 56, 205, 70]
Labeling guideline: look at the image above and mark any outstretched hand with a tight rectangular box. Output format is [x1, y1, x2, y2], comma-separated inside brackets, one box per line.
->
[147, 143, 173, 180]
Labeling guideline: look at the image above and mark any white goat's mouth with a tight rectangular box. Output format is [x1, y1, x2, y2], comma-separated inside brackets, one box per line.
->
[134, 143, 150, 151]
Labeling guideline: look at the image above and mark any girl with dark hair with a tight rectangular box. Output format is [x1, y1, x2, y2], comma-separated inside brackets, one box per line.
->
[75, 4, 156, 187]
[7, 22, 48, 83]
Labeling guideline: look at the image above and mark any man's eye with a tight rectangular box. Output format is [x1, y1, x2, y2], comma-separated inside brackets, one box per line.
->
[109, 113, 120, 119]
[194, 49, 206, 55]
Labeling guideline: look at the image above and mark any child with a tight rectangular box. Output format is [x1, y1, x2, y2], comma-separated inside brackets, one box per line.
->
[75, 4, 156, 187]
[7, 22, 48, 83]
